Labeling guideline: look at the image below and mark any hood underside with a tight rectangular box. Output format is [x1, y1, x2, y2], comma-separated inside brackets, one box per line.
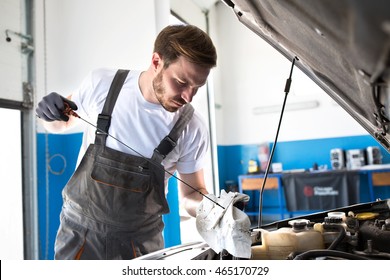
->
[222, 0, 390, 152]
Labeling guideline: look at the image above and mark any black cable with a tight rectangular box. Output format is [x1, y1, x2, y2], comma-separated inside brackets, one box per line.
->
[326, 224, 346, 250]
[293, 249, 370, 260]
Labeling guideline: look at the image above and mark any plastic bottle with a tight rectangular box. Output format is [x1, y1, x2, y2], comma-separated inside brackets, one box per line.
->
[248, 159, 259, 174]
[251, 219, 324, 260]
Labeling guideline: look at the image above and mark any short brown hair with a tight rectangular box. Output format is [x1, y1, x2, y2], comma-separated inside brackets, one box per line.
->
[154, 24, 217, 69]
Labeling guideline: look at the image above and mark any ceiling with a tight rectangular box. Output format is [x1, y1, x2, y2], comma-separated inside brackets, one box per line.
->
[191, 0, 220, 10]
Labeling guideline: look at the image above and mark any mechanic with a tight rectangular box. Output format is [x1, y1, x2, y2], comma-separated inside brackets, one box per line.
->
[36, 24, 217, 260]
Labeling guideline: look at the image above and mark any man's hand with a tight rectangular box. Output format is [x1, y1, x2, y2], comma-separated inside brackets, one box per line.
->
[36, 92, 78, 122]
[178, 170, 208, 217]
[195, 190, 252, 259]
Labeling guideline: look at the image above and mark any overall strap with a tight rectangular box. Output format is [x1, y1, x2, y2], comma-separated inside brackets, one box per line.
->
[95, 69, 130, 145]
[152, 104, 195, 163]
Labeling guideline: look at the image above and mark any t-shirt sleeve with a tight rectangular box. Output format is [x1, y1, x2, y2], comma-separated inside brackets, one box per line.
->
[175, 112, 210, 174]
[71, 68, 116, 122]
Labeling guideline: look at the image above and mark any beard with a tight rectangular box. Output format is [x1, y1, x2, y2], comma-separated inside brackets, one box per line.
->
[152, 69, 184, 113]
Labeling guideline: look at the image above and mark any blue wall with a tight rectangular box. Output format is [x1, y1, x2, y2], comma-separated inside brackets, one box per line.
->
[37, 133, 82, 260]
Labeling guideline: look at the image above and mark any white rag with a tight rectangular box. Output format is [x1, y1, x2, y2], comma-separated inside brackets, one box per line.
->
[196, 190, 252, 259]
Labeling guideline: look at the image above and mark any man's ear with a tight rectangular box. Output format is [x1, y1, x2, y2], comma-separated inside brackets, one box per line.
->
[152, 52, 163, 71]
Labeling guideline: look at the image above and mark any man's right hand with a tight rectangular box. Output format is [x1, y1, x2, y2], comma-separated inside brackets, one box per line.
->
[36, 92, 78, 122]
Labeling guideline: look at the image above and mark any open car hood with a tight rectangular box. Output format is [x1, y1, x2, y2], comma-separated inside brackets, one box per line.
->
[222, 0, 390, 152]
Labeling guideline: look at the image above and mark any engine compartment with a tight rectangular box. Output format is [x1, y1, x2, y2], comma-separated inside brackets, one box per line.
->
[251, 210, 390, 260]
[189, 199, 390, 260]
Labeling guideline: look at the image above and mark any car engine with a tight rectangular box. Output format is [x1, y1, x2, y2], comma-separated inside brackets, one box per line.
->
[251, 210, 390, 260]
[186, 199, 390, 260]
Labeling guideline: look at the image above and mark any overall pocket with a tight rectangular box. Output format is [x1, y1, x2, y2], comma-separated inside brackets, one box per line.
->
[91, 157, 151, 192]
[89, 154, 153, 225]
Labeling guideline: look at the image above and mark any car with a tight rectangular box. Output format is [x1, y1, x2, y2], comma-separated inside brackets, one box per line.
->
[137, 0, 390, 260]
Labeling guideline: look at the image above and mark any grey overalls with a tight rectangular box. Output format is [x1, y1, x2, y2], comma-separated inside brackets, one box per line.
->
[54, 70, 194, 260]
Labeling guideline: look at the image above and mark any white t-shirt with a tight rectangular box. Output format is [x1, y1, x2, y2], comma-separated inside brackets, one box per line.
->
[72, 68, 209, 184]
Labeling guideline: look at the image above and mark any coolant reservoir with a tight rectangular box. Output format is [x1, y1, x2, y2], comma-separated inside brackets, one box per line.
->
[251, 219, 324, 260]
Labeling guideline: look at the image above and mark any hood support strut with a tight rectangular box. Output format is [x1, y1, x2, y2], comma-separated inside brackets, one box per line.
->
[257, 56, 299, 228]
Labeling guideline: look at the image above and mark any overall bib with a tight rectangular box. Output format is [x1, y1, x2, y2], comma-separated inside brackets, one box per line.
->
[54, 70, 194, 260]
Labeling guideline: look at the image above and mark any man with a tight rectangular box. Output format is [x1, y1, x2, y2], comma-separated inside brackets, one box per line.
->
[36, 24, 217, 260]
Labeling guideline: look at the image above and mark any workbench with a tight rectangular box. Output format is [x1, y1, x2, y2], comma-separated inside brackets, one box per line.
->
[238, 166, 390, 221]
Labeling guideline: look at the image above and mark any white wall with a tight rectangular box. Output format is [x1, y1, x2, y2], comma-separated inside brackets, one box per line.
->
[0, 0, 25, 102]
[212, 2, 366, 146]
[35, 0, 167, 134]
[171, 0, 207, 29]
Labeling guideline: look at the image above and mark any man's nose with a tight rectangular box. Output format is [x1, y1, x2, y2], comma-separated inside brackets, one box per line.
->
[181, 88, 196, 103]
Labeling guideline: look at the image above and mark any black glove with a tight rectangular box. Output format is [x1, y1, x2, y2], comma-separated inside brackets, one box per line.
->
[36, 92, 78, 122]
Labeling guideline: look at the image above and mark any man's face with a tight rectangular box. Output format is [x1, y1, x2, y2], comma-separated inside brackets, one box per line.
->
[152, 56, 210, 112]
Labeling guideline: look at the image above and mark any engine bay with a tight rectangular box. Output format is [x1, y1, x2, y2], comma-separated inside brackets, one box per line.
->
[186, 199, 390, 260]
[251, 207, 390, 260]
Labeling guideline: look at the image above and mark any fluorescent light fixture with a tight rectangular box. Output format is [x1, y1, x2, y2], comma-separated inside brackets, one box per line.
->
[253, 100, 320, 115]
